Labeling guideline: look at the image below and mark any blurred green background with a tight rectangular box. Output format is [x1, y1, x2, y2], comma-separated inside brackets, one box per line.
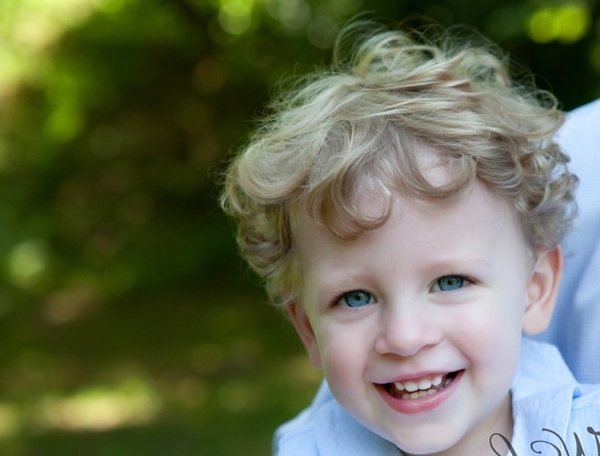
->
[0, 1, 598, 455]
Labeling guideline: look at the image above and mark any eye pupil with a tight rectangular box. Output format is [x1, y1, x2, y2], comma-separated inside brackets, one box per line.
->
[343, 291, 371, 307]
[438, 276, 465, 291]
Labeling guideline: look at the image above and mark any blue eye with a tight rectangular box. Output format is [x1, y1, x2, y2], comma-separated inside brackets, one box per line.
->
[340, 290, 373, 308]
[434, 275, 466, 291]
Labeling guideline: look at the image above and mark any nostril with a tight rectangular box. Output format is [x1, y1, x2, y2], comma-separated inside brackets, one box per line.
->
[374, 321, 444, 358]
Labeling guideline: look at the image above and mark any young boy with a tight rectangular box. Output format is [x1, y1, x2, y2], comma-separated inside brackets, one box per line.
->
[221, 26, 600, 455]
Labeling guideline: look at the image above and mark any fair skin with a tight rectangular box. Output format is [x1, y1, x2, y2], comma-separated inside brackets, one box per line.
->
[287, 182, 562, 456]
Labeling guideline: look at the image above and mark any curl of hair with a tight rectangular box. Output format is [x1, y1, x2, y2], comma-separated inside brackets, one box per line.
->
[221, 25, 578, 305]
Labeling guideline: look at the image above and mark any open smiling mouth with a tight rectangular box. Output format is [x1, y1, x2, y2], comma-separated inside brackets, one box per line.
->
[383, 371, 460, 400]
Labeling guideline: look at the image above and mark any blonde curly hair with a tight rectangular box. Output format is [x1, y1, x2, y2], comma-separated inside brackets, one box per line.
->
[221, 25, 578, 306]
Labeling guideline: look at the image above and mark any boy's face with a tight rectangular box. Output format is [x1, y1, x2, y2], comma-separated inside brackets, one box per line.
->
[287, 182, 561, 455]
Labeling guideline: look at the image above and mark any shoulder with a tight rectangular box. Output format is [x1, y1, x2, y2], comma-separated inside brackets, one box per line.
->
[272, 380, 400, 456]
[558, 98, 600, 148]
[273, 410, 320, 456]
[540, 97, 600, 384]
[554, 97, 600, 201]
[272, 381, 335, 456]
[556, 98, 600, 206]
[273, 409, 320, 456]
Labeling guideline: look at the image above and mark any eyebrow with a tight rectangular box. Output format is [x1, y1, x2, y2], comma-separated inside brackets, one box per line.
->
[425, 258, 493, 271]
[308, 273, 367, 303]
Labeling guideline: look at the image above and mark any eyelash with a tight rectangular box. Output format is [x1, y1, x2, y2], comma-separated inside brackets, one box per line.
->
[332, 290, 374, 309]
[431, 274, 473, 292]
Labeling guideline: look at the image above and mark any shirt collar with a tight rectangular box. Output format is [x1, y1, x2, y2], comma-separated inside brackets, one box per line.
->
[312, 383, 401, 455]
[509, 339, 580, 454]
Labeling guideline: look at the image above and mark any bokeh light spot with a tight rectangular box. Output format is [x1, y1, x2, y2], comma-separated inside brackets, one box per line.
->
[217, 380, 257, 412]
[267, 0, 311, 31]
[0, 404, 21, 438]
[218, 0, 253, 35]
[43, 284, 97, 325]
[7, 240, 49, 289]
[528, 8, 560, 43]
[527, 5, 591, 44]
[556, 4, 591, 43]
[44, 103, 85, 143]
[36, 379, 161, 431]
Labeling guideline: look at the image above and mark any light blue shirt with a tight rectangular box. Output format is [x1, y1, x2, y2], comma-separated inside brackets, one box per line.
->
[531, 98, 600, 383]
[273, 339, 600, 455]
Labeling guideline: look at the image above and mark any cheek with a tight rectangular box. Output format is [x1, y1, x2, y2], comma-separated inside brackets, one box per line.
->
[454, 292, 524, 359]
[462, 299, 524, 385]
[316, 324, 368, 391]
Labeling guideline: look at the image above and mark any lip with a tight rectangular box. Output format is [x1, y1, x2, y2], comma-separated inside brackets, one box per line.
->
[376, 370, 464, 415]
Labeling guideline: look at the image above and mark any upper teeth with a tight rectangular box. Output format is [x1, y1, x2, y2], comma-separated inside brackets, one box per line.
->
[394, 375, 443, 392]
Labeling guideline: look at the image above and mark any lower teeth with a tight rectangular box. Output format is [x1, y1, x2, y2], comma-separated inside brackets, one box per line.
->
[401, 389, 436, 399]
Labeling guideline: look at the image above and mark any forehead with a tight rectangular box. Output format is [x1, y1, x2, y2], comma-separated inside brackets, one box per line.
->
[292, 182, 529, 275]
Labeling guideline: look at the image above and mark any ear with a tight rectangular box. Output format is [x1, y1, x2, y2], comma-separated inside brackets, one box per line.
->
[523, 246, 563, 335]
[286, 301, 323, 369]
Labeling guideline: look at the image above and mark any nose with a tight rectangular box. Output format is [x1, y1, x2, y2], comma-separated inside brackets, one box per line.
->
[374, 301, 443, 357]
